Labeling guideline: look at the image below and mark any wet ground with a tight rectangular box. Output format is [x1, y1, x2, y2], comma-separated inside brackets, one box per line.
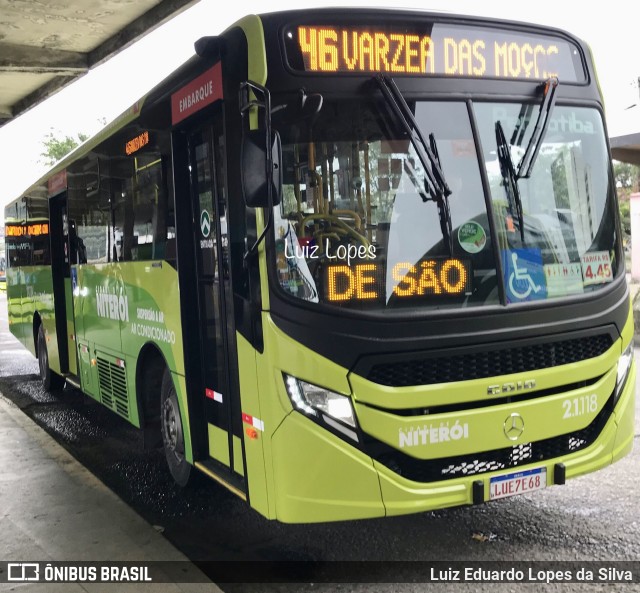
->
[1, 292, 639, 592]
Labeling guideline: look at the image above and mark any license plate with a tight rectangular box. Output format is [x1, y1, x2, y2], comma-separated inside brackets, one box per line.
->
[489, 467, 547, 500]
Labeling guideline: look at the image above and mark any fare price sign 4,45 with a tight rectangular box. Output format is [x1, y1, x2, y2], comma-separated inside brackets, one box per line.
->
[581, 251, 613, 286]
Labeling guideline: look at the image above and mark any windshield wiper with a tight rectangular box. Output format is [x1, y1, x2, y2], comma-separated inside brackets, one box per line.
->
[496, 120, 525, 242]
[428, 131, 454, 255]
[376, 75, 454, 254]
[514, 77, 559, 178]
[495, 77, 559, 243]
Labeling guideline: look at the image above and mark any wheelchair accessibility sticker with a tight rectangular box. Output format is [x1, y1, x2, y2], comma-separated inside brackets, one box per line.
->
[502, 248, 547, 303]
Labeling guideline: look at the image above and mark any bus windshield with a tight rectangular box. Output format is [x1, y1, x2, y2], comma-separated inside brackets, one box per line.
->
[272, 98, 617, 312]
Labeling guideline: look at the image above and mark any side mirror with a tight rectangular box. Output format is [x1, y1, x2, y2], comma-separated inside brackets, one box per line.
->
[241, 130, 282, 208]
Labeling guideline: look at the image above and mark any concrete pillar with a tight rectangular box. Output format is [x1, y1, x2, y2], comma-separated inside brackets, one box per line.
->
[631, 192, 640, 280]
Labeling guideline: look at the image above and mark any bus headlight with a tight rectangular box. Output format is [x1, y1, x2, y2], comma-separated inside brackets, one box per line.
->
[284, 374, 359, 441]
[614, 341, 634, 406]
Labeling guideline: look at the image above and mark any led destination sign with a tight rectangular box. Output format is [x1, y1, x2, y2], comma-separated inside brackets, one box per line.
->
[6, 223, 49, 237]
[326, 258, 472, 303]
[125, 130, 150, 155]
[287, 24, 583, 81]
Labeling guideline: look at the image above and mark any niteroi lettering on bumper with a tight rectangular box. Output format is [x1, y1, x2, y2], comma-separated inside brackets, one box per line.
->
[399, 421, 470, 448]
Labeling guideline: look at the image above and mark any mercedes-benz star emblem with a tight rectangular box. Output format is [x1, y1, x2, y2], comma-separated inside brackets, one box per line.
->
[503, 413, 525, 441]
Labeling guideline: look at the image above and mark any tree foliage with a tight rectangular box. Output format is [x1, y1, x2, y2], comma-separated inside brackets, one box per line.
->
[613, 161, 639, 249]
[614, 161, 640, 190]
[40, 130, 89, 167]
[619, 200, 631, 243]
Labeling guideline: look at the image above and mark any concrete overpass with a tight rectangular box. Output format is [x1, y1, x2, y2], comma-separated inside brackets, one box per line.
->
[0, 0, 199, 127]
[611, 132, 640, 166]
[610, 100, 640, 166]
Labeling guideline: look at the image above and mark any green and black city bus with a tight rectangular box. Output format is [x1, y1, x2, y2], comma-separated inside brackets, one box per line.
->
[4, 9, 635, 522]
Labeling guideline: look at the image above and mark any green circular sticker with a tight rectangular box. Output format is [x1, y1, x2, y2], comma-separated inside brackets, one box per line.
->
[458, 221, 486, 254]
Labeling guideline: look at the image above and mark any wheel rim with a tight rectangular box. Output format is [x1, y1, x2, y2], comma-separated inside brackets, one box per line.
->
[162, 396, 182, 459]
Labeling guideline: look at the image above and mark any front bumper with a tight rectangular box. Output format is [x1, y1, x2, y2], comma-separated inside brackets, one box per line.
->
[270, 360, 635, 523]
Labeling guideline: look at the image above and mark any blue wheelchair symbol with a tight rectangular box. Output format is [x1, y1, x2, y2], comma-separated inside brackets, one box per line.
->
[503, 249, 547, 302]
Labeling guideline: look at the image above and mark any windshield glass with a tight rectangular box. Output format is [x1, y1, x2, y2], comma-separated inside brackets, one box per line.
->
[476, 103, 617, 302]
[272, 98, 618, 312]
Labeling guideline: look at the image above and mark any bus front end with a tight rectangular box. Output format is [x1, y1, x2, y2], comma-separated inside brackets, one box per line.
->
[245, 11, 635, 522]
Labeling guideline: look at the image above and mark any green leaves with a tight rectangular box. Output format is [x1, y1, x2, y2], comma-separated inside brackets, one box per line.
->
[40, 130, 89, 166]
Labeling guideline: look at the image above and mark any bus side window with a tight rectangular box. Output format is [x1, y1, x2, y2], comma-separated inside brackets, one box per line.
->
[112, 133, 173, 262]
[68, 158, 111, 264]
[68, 219, 87, 264]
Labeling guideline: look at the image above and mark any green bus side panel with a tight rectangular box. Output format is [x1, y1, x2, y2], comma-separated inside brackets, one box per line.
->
[74, 263, 184, 372]
[233, 435, 245, 477]
[236, 333, 270, 517]
[75, 265, 122, 354]
[208, 424, 230, 467]
[76, 340, 98, 400]
[271, 412, 385, 523]
[244, 313, 357, 521]
[119, 263, 184, 374]
[72, 262, 186, 432]
[6, 268, 26, 345]
[7, 266, 57, 364]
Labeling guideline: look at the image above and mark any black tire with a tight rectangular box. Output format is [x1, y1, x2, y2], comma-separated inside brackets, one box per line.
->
[37, 324, 65, 392]
[161, 369, 192, 487]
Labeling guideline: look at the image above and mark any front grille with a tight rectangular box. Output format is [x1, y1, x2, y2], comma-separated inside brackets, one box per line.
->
[366, 334, 613, 387]
[371, 400, 611, 483]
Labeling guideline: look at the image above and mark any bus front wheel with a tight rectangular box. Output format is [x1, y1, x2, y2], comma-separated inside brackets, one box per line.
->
[37, 324, 65, 392]
[160, 369, 192, 487]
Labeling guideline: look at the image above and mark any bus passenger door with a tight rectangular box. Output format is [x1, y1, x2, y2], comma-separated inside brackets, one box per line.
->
[49, 193, 78, 378]
[183, 123, 245, 491]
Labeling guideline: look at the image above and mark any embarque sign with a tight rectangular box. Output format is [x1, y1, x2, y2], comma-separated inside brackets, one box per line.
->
[171, 62, 223, 125]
